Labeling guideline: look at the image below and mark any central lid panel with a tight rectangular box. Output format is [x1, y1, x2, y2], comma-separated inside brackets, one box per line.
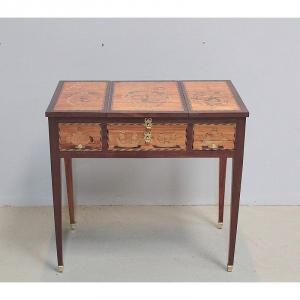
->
[109, 81, 187, 118]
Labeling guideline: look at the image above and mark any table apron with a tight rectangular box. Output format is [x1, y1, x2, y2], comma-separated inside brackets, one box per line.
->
[58, 150, 235, 158]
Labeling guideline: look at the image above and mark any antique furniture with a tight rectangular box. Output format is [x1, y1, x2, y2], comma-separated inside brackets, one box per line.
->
[46, 80, 249, 273]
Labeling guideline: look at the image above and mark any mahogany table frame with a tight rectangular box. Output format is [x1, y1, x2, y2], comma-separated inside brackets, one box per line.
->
[46, 80, 248, 273]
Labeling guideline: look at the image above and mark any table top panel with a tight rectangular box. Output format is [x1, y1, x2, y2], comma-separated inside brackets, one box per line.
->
[46, 80, 248, 118]
[111, 81, 185, 113]
[53, 81, 107, 111]
[183, 81, 241, 112]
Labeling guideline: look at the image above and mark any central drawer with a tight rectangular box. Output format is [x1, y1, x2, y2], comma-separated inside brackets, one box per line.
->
[108, 123, 187, 151]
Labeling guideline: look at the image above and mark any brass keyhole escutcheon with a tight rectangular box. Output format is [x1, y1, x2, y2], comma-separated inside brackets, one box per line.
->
[144, 118, 152, 130]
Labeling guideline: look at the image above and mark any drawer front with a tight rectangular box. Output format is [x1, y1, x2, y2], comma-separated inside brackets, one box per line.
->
[193, 123, 236, 150]
[59, 123, 102, 151]
[108, 123, 187, 151]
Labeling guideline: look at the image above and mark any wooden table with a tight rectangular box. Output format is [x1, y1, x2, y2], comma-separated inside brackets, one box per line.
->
[46, 80, 249, 273]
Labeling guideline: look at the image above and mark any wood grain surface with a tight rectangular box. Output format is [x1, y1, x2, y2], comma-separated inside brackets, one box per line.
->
[193, 123, 236, 150]
[54, 82, 107, 111]
[183, 81, 241, 112]
[111, 82, 184, 112]
[59, 123, 102, 151]
[108, 123, 187, 151]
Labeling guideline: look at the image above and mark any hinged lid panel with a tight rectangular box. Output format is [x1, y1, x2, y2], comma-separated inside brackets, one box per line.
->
[182, 80, 249, 118]
[46, 81, 109, 117]
[107, 81, 188, 118]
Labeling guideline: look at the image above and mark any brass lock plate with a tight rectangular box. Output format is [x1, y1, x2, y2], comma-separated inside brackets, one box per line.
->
[144, 131, 152, 144]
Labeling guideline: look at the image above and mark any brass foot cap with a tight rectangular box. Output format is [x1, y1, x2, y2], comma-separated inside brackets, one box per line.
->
[217, 222, 223, 229]
[227, 265, 233, 272]
[70, 223, 76, 230]
[57, 265, 64, 273]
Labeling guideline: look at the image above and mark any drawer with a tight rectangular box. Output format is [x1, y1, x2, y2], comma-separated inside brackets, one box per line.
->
[108, 123, 187, 151]
[193, 123, 236, 150]
[59, 123, 102, 151]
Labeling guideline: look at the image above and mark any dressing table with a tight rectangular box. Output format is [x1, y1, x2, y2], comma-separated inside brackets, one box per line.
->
[46, 80, 249, 272]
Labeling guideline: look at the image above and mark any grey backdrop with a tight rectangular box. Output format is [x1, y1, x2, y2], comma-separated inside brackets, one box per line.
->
[0, 19, 299, 206]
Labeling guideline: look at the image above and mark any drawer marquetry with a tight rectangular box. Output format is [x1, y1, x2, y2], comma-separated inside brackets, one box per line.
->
[59, 123, 102, 151]
[108, 123, 187, 151]
[193, 123, 236, 150]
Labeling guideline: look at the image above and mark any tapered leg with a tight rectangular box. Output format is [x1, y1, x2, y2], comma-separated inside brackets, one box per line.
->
[64, 158, 75, 229]
[49, 119, 63, 272]
[218, 156, 227, 229]
[227, 119, 246, 272]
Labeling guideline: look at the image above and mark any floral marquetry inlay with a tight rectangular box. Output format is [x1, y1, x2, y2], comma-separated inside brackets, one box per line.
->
[193, 123, 236, 150]
[111, 82, 184, 112]
[108, 123, 187, 151]
[183, 81, 241, 112]
[54, 82, 107, 111]
[59, 123, 102, 151]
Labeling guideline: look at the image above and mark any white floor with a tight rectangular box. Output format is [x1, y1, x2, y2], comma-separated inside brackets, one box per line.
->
[0, 205, 299, 282]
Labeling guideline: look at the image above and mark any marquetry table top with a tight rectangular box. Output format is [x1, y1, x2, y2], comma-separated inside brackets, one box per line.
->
[46, 80, 248, 118]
